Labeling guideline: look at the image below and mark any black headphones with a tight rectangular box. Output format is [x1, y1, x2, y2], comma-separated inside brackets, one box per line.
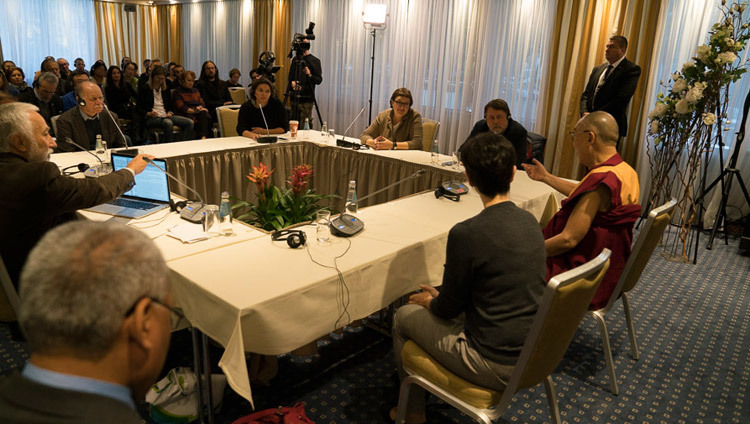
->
[78, 98, 86, 107]
[272, 229, 307, 249]
[434, 186, 461, 202]
[170, 199, 188, 212]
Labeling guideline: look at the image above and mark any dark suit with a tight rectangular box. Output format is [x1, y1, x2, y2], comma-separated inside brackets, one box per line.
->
[54, 107, 127, 152]
[0, 372, 143, 424]
[461, 118, 529, 168]
[16, 90, 64, 136]
[0, 152, 135, 286]
[580, 58, 641, 137]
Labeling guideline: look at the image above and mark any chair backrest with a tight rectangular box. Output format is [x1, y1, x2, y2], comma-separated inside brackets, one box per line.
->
[51, 114, 60, 137]
[0, 254, 20, 322]
[499, 249, 611, 401]
[229, 87, 248, 105]
[607, 198, 677, 307]
[216, 105, 242, 137]
[422, 119, 440, 152]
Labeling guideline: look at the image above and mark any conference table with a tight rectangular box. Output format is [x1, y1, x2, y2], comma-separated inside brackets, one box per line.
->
[51, 133, 564, 407]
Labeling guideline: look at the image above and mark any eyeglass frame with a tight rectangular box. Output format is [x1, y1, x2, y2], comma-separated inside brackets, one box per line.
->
[124, 296, 188, 329]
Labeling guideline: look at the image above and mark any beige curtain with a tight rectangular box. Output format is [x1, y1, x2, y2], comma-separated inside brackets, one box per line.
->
[538, 0, 661, 179]
[253, 0, 291, 97]
[94, 1, 182, 69]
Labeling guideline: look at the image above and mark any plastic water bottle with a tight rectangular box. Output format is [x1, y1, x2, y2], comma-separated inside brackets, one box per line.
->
[302, 118, 310, 140]
[219, 191, 234, 236]
[95, 135, 109, 174]
[431, 140, 440, 165]
[321, 121, 328, 138]
[345, 180, 358, 213]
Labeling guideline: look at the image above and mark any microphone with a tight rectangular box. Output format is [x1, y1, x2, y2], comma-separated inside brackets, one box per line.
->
[256, 102, 277, 144]
[102, 104, 130, 148]
[337, 107, 366, 148]
[65, 137, 104, 177]
[143, 157, 208, 223]
[356, 169, 427, 203]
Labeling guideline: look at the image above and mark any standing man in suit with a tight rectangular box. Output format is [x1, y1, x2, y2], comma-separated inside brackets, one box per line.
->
[0, 220, 174, 424]
[55, 81, 128, 151]
[579, 35, 641, 142]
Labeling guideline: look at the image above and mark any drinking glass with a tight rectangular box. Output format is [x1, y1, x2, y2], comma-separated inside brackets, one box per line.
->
[328, 129, 335, 145]
[452, 151, 460, 170]
[202, 205, 221, 236]
[315, 210, 331, 243]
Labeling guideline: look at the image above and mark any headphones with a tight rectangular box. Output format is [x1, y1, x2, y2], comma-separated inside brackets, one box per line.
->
[434, 186, 461, 202]
[170, 199, 188, 212]
[272, 229, 307, 249]
[78, 98, 86, 107]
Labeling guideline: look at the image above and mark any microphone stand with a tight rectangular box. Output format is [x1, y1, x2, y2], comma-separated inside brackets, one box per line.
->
[65, 138, 104, 176]
[256, 102, 278, 144]
[102, 104, 130, 147]
[356, 169, 426, 204]
[337, 107, 366, 147]
[144, 157, 208, 223]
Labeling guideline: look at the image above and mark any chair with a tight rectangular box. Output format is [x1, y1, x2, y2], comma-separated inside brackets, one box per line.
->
[396, 249, 612, 424]
[0, 254, 20, 322]
[229, 87, 248, 105]
[587, 198, 677, 395]
[51, 114, 60, 137]
[216, 105, 242, 137]
[421, 119, 440, 152]
[527, 132, 546, 164]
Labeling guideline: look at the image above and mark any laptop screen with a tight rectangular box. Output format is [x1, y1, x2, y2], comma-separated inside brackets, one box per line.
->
[111, 153, 171, 203]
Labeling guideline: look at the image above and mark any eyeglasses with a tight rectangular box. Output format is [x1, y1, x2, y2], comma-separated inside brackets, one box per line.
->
[392, 100, 410, 107]
[125, 296, 187, 329]
[569, 130, 593, 139]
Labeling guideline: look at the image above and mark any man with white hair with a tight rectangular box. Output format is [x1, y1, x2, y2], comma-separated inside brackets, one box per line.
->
[0, 102, 153, 286]
[55, 81, 129, 151]
[17, 72, 64, 135]
[0, 220, 175, 423]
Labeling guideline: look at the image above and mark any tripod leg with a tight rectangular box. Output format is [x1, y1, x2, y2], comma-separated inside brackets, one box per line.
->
[707, 172, 735, 250]
[313, 98, 323, 129]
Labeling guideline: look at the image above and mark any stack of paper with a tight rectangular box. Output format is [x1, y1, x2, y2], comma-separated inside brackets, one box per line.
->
[167, 223, 210, 244]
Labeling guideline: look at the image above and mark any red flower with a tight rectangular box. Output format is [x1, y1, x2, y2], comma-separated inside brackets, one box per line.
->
[247, 162, 274, 200]
[288, 164, 313, 195]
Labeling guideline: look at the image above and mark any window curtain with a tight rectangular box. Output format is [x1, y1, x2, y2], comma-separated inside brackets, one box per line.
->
[291, 0, 555, 154]
[180, 0, 255, 87]
[636, 0, 750, 226]
[0, 0, 97, 85]
[94, 1, 182, 71]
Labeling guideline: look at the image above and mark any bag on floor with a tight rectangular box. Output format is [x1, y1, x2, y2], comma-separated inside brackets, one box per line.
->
[231, 402, 314, 424]
[146, 367, 227, 423]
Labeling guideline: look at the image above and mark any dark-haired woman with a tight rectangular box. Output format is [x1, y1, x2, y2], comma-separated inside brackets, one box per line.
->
[173, 70, 211, 139]
[236, 78, 288, 140]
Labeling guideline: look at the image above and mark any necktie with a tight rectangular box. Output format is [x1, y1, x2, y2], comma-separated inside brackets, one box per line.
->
[595, 65, 614, 98]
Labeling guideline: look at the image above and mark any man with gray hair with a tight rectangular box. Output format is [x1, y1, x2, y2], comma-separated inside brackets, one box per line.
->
[0, 102, 153, 286]
[17, 72, 64, 135]
[0, 220, 175, 423]
[55, 81, 129, 151]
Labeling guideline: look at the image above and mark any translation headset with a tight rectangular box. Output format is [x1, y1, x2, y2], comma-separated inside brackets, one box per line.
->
[78, 98, 86, 107]
[170, 199, 188, 213]
[434, 185, 461, 202]
[272, 229, 307, 249]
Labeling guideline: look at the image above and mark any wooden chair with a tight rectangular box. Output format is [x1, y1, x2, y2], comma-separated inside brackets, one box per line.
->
[587, 198, 677, 395]
[396, 249, 612, 424]
[216, 105, 242, 137]
[421, 119, 440, 152]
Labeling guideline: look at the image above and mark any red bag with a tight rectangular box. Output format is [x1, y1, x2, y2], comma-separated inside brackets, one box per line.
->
[231, 402, 315, 424]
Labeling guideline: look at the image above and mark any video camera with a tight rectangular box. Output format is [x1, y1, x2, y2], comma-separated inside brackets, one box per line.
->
[289, 22, 316, 58]
[254, 51, 280, 82]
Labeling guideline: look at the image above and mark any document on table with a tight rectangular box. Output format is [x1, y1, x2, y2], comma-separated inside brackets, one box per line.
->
[167, 223, 210, 244]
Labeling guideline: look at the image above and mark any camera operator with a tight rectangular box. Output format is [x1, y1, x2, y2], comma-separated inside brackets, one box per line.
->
[287, 38, 322, 125]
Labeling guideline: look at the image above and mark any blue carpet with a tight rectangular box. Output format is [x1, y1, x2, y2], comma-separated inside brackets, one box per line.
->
[2, 233, 749, 423]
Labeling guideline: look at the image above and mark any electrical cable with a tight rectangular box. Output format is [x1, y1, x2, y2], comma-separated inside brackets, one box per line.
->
[304, 237, 353, 330]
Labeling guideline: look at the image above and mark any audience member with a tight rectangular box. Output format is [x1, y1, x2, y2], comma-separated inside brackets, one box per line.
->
[37, 58, 67, 96]
[237, 78, 289, 140]
[390, 133, 546, 423]
[138, 58, 160, 87]
[523, 111, 640, 310]
[173, 70, 211, 139]
[227, 68, 242, 87]
[0, 220, 173, 423]
[105, 65, 137, 122]
[0, 71, 19, 97]
[460, 99, 528, 168]
[56, 81, 128, 151]
[121, 56, 132, 69]
[123, 62, 139, 91]
[56, 57, 74, 93]
[7, 68, 31, 95]
[137, 65, 194, 143]
[286, 40, 322, 125]
[90, 60, 107, 88]
[166, 64, 184, 91]
[73, 57, 87, 74]
[2, 60, 16, 76]
[197, 60, 232, 124]
[17, 72, 63, 135]
[249, 68, 262, 82]
[580, 35, 641, 141]
[61, 70, 92, 112]
[0, 102, 152, 285]
[360, 87, 423, 150]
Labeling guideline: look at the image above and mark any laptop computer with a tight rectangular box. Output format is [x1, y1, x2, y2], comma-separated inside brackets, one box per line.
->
[85, 152, 171, 219]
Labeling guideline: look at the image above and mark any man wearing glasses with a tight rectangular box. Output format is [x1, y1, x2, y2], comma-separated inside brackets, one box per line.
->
[17, 72, 64, 136]
[523, 111, 640, 310]
[0, 220, 177, 423]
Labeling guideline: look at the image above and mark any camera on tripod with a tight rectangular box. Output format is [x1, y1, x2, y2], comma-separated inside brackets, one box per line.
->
[253, 51, 280, 82]
[289, 22, 316, 58]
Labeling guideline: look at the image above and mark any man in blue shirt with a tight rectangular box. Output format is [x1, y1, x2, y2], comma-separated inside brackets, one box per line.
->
[0, 221, 175, 424]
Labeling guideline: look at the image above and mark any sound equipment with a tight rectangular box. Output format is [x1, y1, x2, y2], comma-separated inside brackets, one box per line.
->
[272, 229, 307, 248]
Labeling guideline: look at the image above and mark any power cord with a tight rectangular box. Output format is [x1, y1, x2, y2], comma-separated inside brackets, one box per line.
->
[305, 237, 353, 330]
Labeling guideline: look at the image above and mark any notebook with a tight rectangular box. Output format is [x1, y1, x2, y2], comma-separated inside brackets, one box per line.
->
[85, 152, 171, 219]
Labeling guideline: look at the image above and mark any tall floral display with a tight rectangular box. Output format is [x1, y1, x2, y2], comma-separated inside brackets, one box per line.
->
[647, 1, 749, 262]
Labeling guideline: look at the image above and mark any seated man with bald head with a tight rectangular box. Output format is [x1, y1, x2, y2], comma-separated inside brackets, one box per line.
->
[0, 221, 175, 423]
[523, 111, 640, 309]
[55, 81, 129, 151]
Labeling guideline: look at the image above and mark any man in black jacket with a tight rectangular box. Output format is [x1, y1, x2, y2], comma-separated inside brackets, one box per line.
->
[196, 60, 232, 125]
[461, 99, 528, 168]
[55, 82, 128, 151]
[580, 35, 641, 141]
[17, 72, 63, 137]
[287, 42, 322, 126]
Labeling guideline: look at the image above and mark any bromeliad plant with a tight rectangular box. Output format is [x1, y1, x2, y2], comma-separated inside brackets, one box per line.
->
[232, 162, 338, 231]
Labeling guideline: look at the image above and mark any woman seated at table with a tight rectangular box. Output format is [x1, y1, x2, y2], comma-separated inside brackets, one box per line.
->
[136, 65, 194, 143]
[104, 65, 137, 121]
[173, 70, 211, 139]
[237, 78, 289, 140]
[360, 87, 423, 150]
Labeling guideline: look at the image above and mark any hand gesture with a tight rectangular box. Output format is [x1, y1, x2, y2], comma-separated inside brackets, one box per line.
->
[126, 154, 156, 175]
[408, 284, 440, 309]
[522, 158, 549, 182]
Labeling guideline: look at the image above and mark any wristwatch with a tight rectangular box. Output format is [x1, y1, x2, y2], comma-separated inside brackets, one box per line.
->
[391, 141, 397, 150]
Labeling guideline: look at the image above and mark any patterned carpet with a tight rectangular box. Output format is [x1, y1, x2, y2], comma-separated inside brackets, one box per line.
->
[2, 231, 749, 423]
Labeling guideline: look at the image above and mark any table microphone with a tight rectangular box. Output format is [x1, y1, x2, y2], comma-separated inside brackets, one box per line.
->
[356, 169, 426, 203]
[256, 101, 277, 144]
[102, 104, 130, 148]
[337, 107, 366, 148]
[65, 137, 104, 177]
[143, 157, 208, 223]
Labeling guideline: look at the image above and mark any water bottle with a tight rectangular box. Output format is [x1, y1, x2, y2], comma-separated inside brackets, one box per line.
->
[219, 191, 234, 236]
[345, 180, 358, 213]
[321, 121, 328, 138]
[95, 135, 109, 174]
[302, 118, 310, 140]
[430, 140, 440, 165]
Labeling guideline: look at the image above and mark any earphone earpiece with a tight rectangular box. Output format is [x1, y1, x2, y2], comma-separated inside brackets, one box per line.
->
[78, 98, 86, 107]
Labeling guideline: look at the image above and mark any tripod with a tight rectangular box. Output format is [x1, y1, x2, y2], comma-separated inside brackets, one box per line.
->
[285, 53, 323, 127]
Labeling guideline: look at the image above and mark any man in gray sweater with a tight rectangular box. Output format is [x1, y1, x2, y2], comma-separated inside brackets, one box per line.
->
[390, 132, 546, 423]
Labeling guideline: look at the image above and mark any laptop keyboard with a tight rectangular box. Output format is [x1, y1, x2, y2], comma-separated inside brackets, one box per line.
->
[109, 198, 158, 210]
